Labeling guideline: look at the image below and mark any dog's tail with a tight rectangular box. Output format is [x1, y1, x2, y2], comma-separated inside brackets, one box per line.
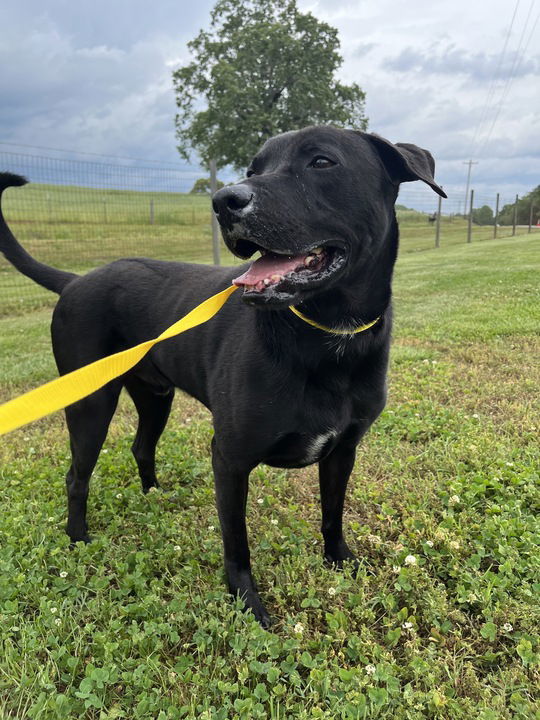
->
[0, 173, 78, 294]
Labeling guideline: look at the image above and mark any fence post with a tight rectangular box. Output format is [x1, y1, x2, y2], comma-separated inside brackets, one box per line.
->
[494, 193, 499, 239]
[467, 189, 474, 243]
[103, 201, 107, 224]
[149, 199, 154, 225]
[435, 191, 442, 248]
[512, 194, 518, 236]
[528, 201, 533, 233]
[210, 158, 220, 265]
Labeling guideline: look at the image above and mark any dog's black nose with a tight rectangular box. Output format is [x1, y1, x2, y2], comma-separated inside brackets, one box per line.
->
[212, 185, 253, 221]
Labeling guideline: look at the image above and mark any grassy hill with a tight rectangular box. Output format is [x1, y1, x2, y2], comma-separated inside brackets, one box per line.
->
[0, 235, 538, 718]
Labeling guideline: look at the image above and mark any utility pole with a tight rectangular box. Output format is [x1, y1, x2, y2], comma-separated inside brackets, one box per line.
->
[467, 189, 474, 243]
[494, 193, 499, 239]
[209, 158, 221, 265]
[463, 160, 478, 217]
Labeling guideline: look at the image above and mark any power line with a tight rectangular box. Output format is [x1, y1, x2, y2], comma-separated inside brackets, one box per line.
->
[467, 0, 521, 158]
[476, 1, 538, 158]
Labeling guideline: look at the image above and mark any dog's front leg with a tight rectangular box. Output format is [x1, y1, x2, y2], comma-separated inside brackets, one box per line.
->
[211, 439, 271, 628]
[319, 443, 359, 569]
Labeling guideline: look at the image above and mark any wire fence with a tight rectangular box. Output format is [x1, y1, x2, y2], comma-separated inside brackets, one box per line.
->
[0, 149, 537, 314]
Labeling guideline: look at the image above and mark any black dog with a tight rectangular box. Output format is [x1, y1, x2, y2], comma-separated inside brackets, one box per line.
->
[0, 126, 445, 626]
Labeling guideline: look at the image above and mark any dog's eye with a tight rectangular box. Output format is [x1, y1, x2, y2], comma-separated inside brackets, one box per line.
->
[309, 156, 336, 169]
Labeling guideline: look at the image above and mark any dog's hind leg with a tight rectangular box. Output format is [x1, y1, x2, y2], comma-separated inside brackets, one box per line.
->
[64, 382, 121, 543]
[318, 443, 359, 569]
[124, 377, 174, 493]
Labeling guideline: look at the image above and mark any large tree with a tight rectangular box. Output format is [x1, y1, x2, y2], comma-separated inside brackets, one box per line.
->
[173, 0, 367, 170]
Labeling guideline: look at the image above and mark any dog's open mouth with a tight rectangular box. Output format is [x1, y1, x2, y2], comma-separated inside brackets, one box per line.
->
[232, 244, 346, 298]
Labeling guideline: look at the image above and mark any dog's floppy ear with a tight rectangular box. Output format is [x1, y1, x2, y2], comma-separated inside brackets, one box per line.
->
[365, 133, 447, 198]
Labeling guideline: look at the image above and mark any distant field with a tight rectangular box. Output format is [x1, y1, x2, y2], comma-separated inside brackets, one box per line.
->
[0, 235, 538, 719]
[0, 182, 537, 315]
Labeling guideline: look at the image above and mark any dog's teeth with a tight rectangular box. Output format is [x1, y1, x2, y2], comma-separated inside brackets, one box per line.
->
[312, 247, 323, 255]
[304, 255, 318, 267]
[271, 274, 283, 282]
[263, 278, 271, 285]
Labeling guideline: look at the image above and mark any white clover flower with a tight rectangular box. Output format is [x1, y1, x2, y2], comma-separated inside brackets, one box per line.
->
[55, 618, 61, 626]
[59, 571, 68, 578]
[365, 664, 376, 675]
[367, 534, 382, 544]
[173, 545, 181, 552]
[448, 495, 460, 505]
[392, 565, 401, 574]
[116, 493, 123, 499]
[102, 449, 108, 454]
[404, 555, 417, 566]
[208, 525, 215, 531]
[472, 413, 479, 419]
[425, 540, 434, 548]
[50, 607, 58, 614]
[502, 623, 513, 632]
[449, 541, 460, 550]
[48, 517, 55, 522]
[294, 622, 304, 634]
[257, 498, 264, 505]
[328, 587, 336, 596]
[148, 486, 158, 493]
[402, 621, 413, 630]
[270, 518, 278, 526]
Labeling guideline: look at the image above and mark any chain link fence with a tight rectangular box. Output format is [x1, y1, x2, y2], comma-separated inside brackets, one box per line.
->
[1, 149, 537, 314]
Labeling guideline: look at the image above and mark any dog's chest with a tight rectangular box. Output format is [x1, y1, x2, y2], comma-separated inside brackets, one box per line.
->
[264, 428, 339, 468]
[260, 370, 360, 468]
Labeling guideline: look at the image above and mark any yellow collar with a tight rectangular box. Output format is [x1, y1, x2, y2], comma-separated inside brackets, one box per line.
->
[289, 305, 381, 335]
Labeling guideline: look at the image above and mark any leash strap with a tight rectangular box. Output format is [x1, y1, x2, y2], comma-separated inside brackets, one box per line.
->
[289, 305, 380, 335]
[0, 285, 237, 436]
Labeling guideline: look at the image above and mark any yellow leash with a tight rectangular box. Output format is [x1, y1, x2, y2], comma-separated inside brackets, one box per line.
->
[0, 285, 237, 436]
[0, 282, 380, 437]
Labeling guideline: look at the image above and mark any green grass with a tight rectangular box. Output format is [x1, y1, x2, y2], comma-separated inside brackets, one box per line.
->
[0, 233, 539, 719]
[1, 182, 537, 315]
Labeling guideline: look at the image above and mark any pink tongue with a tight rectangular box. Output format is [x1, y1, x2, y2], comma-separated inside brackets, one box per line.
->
[233, 253, 305, 286]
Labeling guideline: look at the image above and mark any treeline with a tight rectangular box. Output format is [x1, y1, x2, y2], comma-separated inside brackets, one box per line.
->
[473, 185, 539, 226]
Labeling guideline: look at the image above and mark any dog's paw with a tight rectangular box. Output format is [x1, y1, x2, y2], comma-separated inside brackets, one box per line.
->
[142, 481, 160, 494]
[324, 552, 360, 576]
[69, 534, 92, 547]
[244, 594, 272, 629]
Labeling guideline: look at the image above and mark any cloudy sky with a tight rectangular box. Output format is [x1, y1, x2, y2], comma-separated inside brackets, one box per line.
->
[1, 0, 538, 208]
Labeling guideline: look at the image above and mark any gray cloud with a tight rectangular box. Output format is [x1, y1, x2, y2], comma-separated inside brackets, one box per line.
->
[383, 44, 539, 82]
[0, 0, 538, 200]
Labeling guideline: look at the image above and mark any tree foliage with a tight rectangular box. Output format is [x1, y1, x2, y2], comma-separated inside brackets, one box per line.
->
[189, 177, 225, 194]
[498, 186, 540, 226]
[472, 205, 494, 226]
[173, 0, 367, 170]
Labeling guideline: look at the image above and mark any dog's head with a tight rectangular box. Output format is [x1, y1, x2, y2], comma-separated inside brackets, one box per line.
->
[212, 126, 446, 308]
